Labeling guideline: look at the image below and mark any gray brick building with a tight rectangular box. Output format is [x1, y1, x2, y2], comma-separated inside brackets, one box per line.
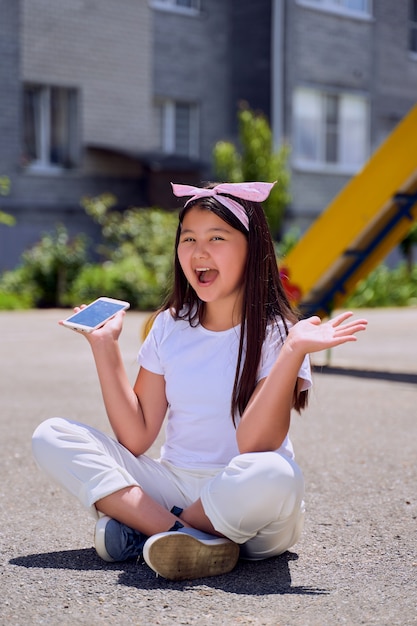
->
[278, 0, 417, 229]
[0, 1, 20, 180]
[1, 0, 157, 269]
[1, 0, 416, 270]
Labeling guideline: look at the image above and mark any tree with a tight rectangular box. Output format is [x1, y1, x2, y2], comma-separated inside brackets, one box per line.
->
[0, 176, 15, 226]
[213, 104, 291, 238]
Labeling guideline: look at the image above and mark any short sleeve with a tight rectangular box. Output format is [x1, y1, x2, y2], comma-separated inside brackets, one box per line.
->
[257, 320, 312, 391]
[137, 312, 165, 375]
[296, 354, 312, 392]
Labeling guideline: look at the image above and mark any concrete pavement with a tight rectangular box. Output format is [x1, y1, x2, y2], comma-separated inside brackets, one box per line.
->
[0, 307, 416, 625]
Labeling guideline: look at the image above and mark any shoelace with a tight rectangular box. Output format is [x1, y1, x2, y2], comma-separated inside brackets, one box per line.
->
[106, 520, 147, 561]
[119, 524, 147, 559]
[109, 505, 184, 560]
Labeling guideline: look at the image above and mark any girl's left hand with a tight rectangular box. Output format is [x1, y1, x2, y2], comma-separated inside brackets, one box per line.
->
[287, 311, 368, 356]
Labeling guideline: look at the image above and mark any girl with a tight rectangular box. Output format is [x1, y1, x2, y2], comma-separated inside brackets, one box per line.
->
[32, 181, 367, 581]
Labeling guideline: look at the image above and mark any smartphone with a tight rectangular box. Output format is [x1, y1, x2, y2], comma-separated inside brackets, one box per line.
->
[62, 297, 130, 333]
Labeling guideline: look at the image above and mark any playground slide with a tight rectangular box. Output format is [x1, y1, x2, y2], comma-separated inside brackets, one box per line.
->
[281, 104, 417, 318]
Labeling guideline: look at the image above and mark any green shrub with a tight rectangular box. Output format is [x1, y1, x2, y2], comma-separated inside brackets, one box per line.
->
[0, 201, 178, 310]
[21, 226, 88, 307]
[275, 227, 301, 259]
[0, 266, 37, 308]
[0, 226, 88, 308]
[0, 211, 15, 226]
[0, 290, 33, 310]
[69, 256, 172, 311]
[0, 176, 15, 225]
[346, 263, 417, 308]
[78, 197, 178, 310]
[213, 104, 291, 238]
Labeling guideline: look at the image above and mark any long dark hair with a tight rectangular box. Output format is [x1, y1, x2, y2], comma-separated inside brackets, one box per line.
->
[162, 187, 308, 421]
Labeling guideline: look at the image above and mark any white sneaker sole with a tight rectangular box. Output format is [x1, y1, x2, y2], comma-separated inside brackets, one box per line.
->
[94, 516, 115, 562]
[143, 531, 240, 581]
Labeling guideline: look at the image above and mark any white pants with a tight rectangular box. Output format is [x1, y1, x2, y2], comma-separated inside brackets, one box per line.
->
[32, 417, 305, 559]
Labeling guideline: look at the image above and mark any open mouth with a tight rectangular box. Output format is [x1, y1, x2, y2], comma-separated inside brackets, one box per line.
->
[196, 267, 217, 284]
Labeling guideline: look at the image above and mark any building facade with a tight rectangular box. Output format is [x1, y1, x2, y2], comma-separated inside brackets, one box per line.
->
[1, 0, 156, 269]
[275, 0, 417, 229]
[1, 0, 416, 270]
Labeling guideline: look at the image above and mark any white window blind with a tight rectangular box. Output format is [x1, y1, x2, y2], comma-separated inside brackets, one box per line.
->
[23, 85, 79, 170]
[293, 88, 368, 171]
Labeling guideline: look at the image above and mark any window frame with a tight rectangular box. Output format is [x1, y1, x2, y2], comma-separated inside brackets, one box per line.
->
[158, 99, 200, 159]
[23, 83, 79, 173]
[296, 0, 373, 20]
[292, 86, 370, 175]
[150, 0, 200, 16]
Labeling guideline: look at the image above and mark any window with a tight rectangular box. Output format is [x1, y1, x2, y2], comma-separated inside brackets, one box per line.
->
[293, 88, 369, 172]
[150, 0, 200, 13]
[410, 0, 417, 54]
[23, 85, 79, 171]
[176, 0, 199, 7]
[158, 100, 199, 158]
[297, 0, 372, 18]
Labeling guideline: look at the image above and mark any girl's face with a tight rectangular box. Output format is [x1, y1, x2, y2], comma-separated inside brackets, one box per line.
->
[177, 206, 248, 318]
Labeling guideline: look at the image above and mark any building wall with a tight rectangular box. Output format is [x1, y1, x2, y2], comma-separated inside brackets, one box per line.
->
[285, 1, 375, 225]
[282, 0, 417, 230]
[372, 0, 417, 143]
[21, 0, 154, 152]
[229, 0, 272, 128]
[0, 0, 153, 271]
[152, 0, 231, 172]
[0, 0, 21, 176]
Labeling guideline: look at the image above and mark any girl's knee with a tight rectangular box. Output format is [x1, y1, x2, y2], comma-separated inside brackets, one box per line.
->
[32, 417, 72, 466]
[231, 451, 304, 513]
[33, 416, 66, 441]
[232, 451, 302, 482]
[203, 452, 304, 541]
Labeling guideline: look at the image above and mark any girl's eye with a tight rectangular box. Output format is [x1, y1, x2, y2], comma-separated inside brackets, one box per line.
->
[211, 236, 224, 241]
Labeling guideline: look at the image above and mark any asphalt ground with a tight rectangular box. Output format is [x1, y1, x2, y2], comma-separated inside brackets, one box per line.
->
[0, 307, 416, 626]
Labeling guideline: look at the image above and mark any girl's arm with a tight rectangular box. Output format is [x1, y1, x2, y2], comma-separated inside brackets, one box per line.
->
[236, 312, 367, 454]
[64, 309, 167, 456]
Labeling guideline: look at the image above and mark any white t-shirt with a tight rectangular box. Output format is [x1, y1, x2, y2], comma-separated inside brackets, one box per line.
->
[138, 309, 312, 470]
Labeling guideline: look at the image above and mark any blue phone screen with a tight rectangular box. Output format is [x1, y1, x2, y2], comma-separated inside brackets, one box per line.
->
[66, 300, 126, 327]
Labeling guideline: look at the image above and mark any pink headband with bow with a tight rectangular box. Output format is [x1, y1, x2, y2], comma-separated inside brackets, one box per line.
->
[171, 181, 276, 231]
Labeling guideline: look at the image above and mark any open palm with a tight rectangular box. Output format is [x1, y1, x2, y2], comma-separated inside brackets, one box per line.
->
[288, 311, 368, 355]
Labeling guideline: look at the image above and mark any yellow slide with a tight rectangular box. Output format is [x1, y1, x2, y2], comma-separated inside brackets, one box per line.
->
[281, 104, 417, 318]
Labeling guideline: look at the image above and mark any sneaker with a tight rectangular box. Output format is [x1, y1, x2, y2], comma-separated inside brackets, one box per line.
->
[142, 527, 240, 581]
[94, 516, 147, 562]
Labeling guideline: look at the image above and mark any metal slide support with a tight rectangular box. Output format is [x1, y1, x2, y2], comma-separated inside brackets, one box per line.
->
[300, 190, 417, 317]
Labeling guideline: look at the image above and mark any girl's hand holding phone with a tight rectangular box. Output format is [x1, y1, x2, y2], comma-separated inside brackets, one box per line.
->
[60, 297, 130, 341]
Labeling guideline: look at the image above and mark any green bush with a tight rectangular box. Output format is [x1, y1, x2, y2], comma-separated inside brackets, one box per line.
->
[213, 104, 291, 238]
[21, 226, 88, 307]
[0, 226, 88, 308]
[76, 197, 178, 310]
[0, 176, 15, 225]
[82, 196, 177, 264]
[0, 264, 38, 308]
[0, 201, 178, 311]
[2, 186, 414, 311]
[346, 263, 417, 308]
[275, 227, 301, 260]
[0, 290, 33, 310]
[69, 256, 172, 311]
